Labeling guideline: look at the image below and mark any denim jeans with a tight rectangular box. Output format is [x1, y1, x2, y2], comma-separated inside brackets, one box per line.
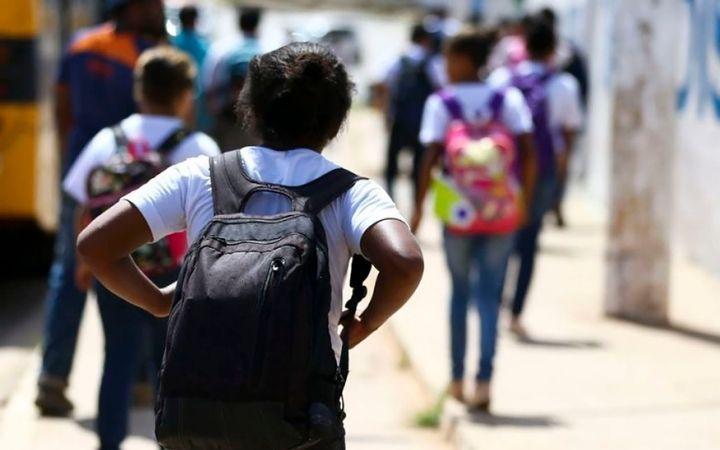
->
[510, 175, 557, 317]
[443, 229, 514, 382]
[40, 195, 87, 381]
[95, 272, 173, 450]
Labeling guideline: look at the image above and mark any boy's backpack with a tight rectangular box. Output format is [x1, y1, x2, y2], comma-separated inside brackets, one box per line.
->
[85, 125, 192, 276]
[155, 150, 372, 450]
[389, 55, 436, 131]
[432, 89, 522, 235]
[511, 70, 556, 177]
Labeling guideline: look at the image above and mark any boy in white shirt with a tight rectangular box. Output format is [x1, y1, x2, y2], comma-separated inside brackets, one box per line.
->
[489, 16, 583, 337]
[63, 46, 219, 450]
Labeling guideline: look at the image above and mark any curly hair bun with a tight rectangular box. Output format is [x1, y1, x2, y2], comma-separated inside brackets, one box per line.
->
[236, 42, 354, 149]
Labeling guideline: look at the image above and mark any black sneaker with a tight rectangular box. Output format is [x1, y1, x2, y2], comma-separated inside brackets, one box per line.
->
[35, 376, 73, 417]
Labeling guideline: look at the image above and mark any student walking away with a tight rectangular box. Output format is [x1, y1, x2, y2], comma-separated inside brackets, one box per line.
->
[203, 6, 263, 151]
[77, 42, 423, 450]
[63, 47, 220, 450]
[537, 7, 589, 227]
[490, 16, 531, 70]
[35, 0, 164, 417]
[411, 29, 536, 412]
[489, 16, 583, 338]
[172, 4, 211, 131]
[383, 23, 442, 200]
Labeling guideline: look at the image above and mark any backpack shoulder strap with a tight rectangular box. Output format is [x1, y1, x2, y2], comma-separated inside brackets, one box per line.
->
[438, 89, 464, 122]
[156, 127, 194, 155]
[489, 89, 506, 122]
[209, 150, 263, 215]
[210, 150, 367, 216]
[289, 167, 366, 216]
[111, 124, 129, 155]
[339, 254, 372, 388]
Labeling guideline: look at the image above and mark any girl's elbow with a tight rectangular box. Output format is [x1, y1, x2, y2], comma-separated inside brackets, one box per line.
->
[391, 246, 425, 283]
[76, 228, 102, 266]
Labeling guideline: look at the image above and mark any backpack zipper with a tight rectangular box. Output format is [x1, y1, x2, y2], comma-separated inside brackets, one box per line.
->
[253, 257, 285, 385]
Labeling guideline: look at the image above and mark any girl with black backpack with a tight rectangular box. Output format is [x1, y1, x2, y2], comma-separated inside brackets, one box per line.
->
[77, 42, 423, 450]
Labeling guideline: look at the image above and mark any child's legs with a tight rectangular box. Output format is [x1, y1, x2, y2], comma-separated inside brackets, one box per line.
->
[511, 222, 542, 317]
[384, 124, 405, 199]
[473, 234, 514, 381]
[410, 137, 426, 198]
[442, 229, 475, 381]
[511, 176, 556, 318]
[40, 195, 87, 381]
[96, 283, 146, 450]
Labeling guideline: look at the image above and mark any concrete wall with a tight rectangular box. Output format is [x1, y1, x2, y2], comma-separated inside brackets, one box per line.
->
[523, 0, 720, 278]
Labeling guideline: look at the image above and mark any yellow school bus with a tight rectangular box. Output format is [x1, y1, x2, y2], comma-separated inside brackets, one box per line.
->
[0, 0, 99, 272]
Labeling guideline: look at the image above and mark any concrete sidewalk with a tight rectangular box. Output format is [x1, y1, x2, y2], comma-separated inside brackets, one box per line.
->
[394, 194, 720, 450]
[0, 294, 449, 450]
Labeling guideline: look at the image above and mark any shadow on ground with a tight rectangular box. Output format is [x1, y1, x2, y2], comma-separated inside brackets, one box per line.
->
[76, 407, 156, 441]
[516, 335, 603, 349]
[610, 316, 720, 348]
[467, 411, 563, 428]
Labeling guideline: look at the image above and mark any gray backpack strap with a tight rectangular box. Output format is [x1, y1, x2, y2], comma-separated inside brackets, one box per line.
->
[111, 125, 130, 155]
[209, 150, 260, 215]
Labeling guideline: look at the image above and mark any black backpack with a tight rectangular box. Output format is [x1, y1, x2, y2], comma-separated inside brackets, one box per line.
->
[86, 125, 192, 276]
[389, 55, 436, 131]
[155, 150, 372, 450]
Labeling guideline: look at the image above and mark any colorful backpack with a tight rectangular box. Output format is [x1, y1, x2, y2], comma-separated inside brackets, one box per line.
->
[85, 125, 191, 276]
[432, 89, 522, 235]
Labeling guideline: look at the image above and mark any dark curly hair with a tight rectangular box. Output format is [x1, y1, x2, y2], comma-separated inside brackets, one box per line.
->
[236, 42, 354, 150]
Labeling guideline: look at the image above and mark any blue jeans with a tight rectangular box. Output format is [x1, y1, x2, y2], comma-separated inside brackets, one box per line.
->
[511, 175, 557, 318]
[40, 195, 87, 380]
[443, 230, 514, 382]
[95, 273, 172, 450]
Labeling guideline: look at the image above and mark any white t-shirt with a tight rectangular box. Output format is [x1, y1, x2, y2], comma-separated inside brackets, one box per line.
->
[63, 114, 221, 204]
[122, 147, 406, 359]
[489, 61, 584, 141]
[419, 82, 533, 145]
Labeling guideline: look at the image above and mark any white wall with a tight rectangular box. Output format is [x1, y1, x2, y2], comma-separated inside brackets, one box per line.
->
[533, 0, 720, 277]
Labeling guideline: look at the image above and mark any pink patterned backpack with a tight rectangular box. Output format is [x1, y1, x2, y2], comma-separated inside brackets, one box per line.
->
[433, 89, 522, 235]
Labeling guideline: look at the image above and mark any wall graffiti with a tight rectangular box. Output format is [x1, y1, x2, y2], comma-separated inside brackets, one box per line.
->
[677, 0, 720, 119]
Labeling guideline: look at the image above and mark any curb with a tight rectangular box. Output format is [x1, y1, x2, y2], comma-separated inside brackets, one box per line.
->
[387, 322, 478, 450]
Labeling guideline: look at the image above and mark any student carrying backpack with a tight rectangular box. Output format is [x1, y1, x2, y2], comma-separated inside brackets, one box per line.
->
[203, 7, 263, 151]
[77, 42, 423, 450]
[489, 16, 583, 338]
[412, 29, 536, 412]
[431, 89, 522, 234]
[383, 23, 440, 199]
[155, 154, 371, 449]
[62, 47, 220, 450]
